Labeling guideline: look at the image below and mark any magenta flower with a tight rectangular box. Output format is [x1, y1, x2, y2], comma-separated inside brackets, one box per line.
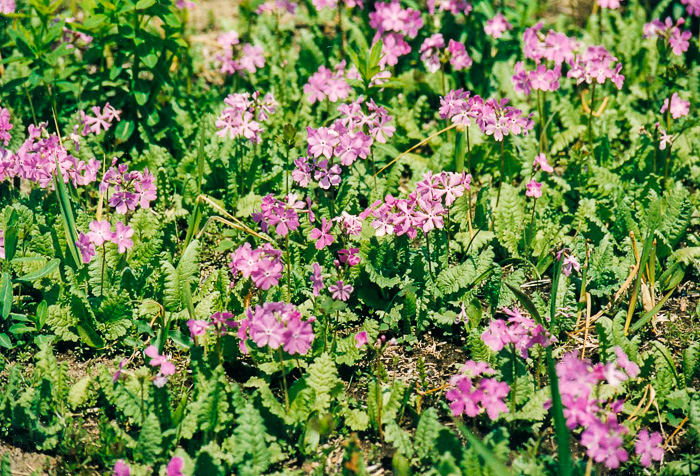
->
[112, 222, 134, 254]
[661, 92, 690, 119]
[526, 180, 542, 199]
[446, 376, 483, 417]
[144, 345, 176, 376]
[415, 199, 445, 233]
[268, 207, 300, 237]
[87, 220, 112, 246]
[282, 316, 315, 355]
[310, 262, 325, 296]
[614, 346, 640, 379]
[187, 319, 209, 338]
[446, 361, 510, 420]
[307, 127, 339, 159]
[581, 421, 628, 469]
[309, 218, 335, 250]
[635, 430, 664, 467]
[249, 311, 285, 349]
[166, 457, 184, 476]
[479, 378, 511, 420]
[76, 233, 95, 264]
[355, 331, 368, 348]
[533, 153, 554, 173]
[0, 107, 13, 146]
[251, 258, 283, 290]
[562, 254, 581, 276]
[239, 44, 265, 73]
[682, 0, 700, 16]
[230, 243, 261, 278]
[484, 13, 512, 39]
[314, 160, 342, 189]
[329, 280, 353, 301]
[112, 460, 130, 476]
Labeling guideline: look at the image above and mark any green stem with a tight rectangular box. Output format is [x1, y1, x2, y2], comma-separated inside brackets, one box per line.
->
[495, 138, 505, 210]
[424, 232, 435, 282]
[285, 234, 292, 301]
[511, 344, 518, 415]
[525, 198, 537, 257]
[100, 244, 106, 296]
[664, 109, 672, 186]
[277, 347, 290, 413]
[587, 84, 596, 157]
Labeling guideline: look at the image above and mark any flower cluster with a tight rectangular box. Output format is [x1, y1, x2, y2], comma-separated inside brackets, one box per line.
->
[187, 311, 238, 340]
[484, 13, 512, 39]
[439, 90, 535, 140]
[312, 0, 362, 11]
[216, 30, 265, 75]
[229, 242, 284, 290]
[426, 0, 471, 15]
[257, 0, 296, 14]
[512, 23, 579, 95]
[100, 161, 157, 215]
[567, 45, 624, 90]
[419, 34, 472, 73]
[481, 307, 552, 358]
[446, 360, 510, 420]
[237, 302, 315, 355]
[303, 62, 353, 104]
[0, 0, 15, 15]
[293, 100, 394, 189]
[144, 345, 176, 387]
[525, 153, 554, 199]
[362, 171, 470, 238]
[75, 220, 134, 263]
[369, 1, 423, 67]
[644, 17, 692, 56]
[597, 0, 620, 8]
[80, 103, 121, 136]
[252, 193, 308, 236]
[660, 92, 690, 120]
[112, 456, 184, 476]
[555, 349, 663, 469]
[0, 122, 100, 189]
[681, 0, 700, 16]
[0, 107, 13, 146]
[215, 91, 277, 144]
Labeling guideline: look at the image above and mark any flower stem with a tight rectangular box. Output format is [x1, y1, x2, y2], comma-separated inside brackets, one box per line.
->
[100, 244, 106, 296]
[285, 234, 292, 301]
[587, 84, 597, 158]
[664, 109, 672, 186]
[424, 232, 435, 282]
[511, 344, 518, 415]
[466, 128, 474, 239]
[495, 138, 505, 210]
[525, 198, 537, 257]
[277, 347, 290, 413]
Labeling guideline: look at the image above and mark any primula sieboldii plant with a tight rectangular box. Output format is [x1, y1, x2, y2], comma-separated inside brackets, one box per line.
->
[0, 0, 698, 474]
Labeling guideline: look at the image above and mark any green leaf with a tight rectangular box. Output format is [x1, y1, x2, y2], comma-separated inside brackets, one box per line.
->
[456, 424, 512, 476]
[306, 353, 343, 413]
[505, 282, 543, 325]
[115, 120, 136, 141]
[136, 0, 156, 9]
[0, 273, 11, 320]
[17, 258, 60, 282]
[545, 347, 573, 476]
[53, 173, 81, 268]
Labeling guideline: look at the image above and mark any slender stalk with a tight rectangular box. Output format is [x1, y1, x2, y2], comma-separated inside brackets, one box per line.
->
[375, 356, 383, 440]
[495, 139, 505, 209]
[525, 198, 537, 257]
[663, 109, 672, 185]
[466, 128, 474, 238]
[277, 348, 290, 413]
[588, 84, 597, 156]
[445, 209, 451, 265]
[511, 344, 518, 415]
[424, 232, 435, 282]
[100, 243, 106, 296]
[537, 90, 547, 153]
[285, 234, 292, 301]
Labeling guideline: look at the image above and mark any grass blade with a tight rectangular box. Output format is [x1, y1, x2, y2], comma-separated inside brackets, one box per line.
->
[455, 423, 512, 476]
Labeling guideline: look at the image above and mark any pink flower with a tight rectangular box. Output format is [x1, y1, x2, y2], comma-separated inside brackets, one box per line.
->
[239, 44, 265, 73]
[355, 331, 368, 348]
[484, 13, 512, 39]
[251, 258, 283, 290]
[307, 127, 339, 159]
[447, 40, 472, 71]
[533, 153, 554, 173]
[0, 107, 13, 146]
[562, 254, 581, 276]
[144, 345, 176, 376]
[166, 457, 184, 476]
[446, 376, 483, 417]
[112, 222, 134, 254]
[661, 93, 690, 119]
[76, 233, 96, 264]
[445, 363, 510, 420]
[479, 378, 510, 420]
[309, 217, 335, 250]
[681, 0, 700, 16]
[635, 430, 664, 467]
[597, 0, 620, 9]
[526, 180, 542, 198]
[282, 316, 315, 355]
[329, 280, 353, 301]
[481, 319, 509, 352]
[614, 346, 640, 379]
[314, 160, 342, 189]
[112, 460, 130, 476]
[415, 199, 445, 232]
[310, 262, 325, 296]
[87, 220, 112, 246]
[659, 130, 673, 150]
[581, 422, 628, 469]
[250, 311, 285, 349]
[187, 319, 209, 338]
